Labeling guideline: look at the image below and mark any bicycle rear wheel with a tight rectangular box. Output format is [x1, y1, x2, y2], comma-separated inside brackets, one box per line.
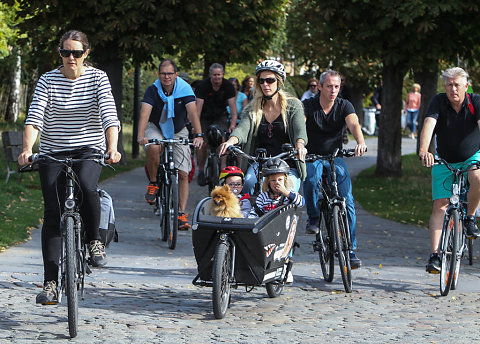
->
[440, 210, 459, 296]
[212, 240, 232, 319]
[333, 206, 352, 293]
[207, 155, 219, 194]
[65, 216, 78, 338]
[318, 206, 334, 282]
[166, 174, 179, 250]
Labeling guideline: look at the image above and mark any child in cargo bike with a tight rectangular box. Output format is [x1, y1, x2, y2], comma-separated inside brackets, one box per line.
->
[251, 158, 305, 218]
[218, 166, 252, 218]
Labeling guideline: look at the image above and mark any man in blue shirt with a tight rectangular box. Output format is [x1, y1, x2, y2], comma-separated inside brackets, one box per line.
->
[137, 59, 203, 230]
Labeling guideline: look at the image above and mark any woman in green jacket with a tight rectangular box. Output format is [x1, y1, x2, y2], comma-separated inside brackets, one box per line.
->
[219, 60, 307, 194]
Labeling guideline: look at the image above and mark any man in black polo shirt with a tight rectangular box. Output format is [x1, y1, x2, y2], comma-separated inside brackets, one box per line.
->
[419, 67, 480, 273]
[303, 69, 367, 269]
[137, 59, 203, 230]
[195, 63, 238, 185]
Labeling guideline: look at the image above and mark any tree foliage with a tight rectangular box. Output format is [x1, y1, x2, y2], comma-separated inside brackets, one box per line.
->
[287, 0, 480, 177]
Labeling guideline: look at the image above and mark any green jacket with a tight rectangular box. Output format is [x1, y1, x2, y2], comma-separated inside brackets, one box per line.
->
[231, 97, 308, 180]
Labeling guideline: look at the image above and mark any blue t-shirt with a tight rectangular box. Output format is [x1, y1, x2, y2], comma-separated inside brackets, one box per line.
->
[142, 84, 196, 134]
[227, 92, 247, 120]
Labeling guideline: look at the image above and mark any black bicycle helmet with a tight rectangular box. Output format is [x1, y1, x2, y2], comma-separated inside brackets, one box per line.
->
[205, 125, 223, 148]
[255, 60, 286, 82]
[262, 158, 290, 177]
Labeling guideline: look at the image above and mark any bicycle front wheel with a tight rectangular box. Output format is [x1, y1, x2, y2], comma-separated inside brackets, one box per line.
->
[159, 183, 168, 242]
[166, 174, 179, 250]
[440, 210, 459, 296]
[212, 240, 232, 319]
[333, 206, 352, 293]
[318, 207, 334, 282]
[65, 216, 78, 338]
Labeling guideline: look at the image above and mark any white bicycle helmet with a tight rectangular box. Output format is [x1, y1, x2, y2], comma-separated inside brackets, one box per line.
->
[255, 60, 286, 82]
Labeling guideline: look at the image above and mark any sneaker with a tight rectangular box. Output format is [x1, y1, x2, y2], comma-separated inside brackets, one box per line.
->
[349, 251, 361, 269]
[465, 216, 480, 238]
[306, 217, 319, 234]
[286, 271, 293, 284]
[89, 240, 108, 267]
[426, 253, 441, 273]
[145, 183, 159, 204]
[197, 171, 207, 186]
[178, 213, 191, 231]
[36, 280, 58, 305]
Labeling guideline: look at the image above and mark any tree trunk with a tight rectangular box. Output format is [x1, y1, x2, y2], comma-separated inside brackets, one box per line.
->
[415, 62, 438, 154]
[375, 63, 406, 177]
[5, 48, 21, 123]
[98, 57, 127, 164]
[132, 65, 141, 159]
[349, 86, 364, 125]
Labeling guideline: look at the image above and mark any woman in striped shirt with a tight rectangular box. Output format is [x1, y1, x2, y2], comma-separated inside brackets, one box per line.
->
[18, 30, 121, 305]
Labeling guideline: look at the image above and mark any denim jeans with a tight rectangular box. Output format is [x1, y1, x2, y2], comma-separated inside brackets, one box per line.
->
[406, 110, 419, 134]
[242, 162, 301, 195]
[303, 158, 357, 249]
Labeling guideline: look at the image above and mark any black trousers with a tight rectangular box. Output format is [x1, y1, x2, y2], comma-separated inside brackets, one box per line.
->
[38, 149, 102, 282]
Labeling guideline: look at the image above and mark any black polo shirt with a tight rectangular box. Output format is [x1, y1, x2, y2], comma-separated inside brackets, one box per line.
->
[426, 93, 480, 163]
[303, 95, 355, 155]
[142, 84, 195, 134]
[195, 78, 235, 121]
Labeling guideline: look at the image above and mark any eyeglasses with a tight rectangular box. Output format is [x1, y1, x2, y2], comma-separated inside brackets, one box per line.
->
[227, 182, 243, 188]
[59, 49, 85, 58]
[159, 72, 175, 77]
[258, 77, 276, 85]
[309, 84, 317, 88]
[267, 123, 273, 138]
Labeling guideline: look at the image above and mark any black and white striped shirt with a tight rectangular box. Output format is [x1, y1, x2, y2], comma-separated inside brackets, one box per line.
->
[26, 66, 120, 154]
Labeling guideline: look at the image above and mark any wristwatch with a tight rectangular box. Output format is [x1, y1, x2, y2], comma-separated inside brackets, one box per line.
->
[195, 133, 204, 138]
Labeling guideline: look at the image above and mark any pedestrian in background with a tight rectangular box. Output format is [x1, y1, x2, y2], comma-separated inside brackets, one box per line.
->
[301, 78, 319, 101]
[404, 83, 422, 139]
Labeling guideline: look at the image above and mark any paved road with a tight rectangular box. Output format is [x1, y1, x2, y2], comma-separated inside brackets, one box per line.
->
[1, 137, 480, 343]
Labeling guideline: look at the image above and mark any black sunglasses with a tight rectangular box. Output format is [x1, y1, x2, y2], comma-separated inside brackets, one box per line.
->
[59, 49, 85, 58]
[258, 77, 277, 84]
[309, 84, 317, 88]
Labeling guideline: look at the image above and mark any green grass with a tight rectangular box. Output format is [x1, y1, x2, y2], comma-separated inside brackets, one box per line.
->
[354, 153, 432, 227]
[0, 121, 145, 250]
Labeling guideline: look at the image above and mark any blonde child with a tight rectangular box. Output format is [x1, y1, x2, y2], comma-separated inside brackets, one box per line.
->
[252, 158, 305, 216]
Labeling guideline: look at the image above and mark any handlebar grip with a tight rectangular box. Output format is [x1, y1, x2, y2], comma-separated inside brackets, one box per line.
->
[28, 153, 38, 163]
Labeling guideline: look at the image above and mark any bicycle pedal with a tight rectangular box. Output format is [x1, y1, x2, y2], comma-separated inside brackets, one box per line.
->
[427, 270, 440, 274]
[42, 301, 58, 305]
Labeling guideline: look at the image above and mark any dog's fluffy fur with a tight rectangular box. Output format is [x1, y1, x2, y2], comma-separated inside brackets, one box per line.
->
[210, 185, 243, 218]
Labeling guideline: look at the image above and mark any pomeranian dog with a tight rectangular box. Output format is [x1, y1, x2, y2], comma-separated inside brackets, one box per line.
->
[210, 185, 243, 218]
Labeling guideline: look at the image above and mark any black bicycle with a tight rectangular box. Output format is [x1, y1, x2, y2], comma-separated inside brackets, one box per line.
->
[306, 148, 358, 293]
[204, 125, 237, 194]
[192, 145, 300, 319]
[145, 138, 192, 250]
[434, 156, 479, 296]
[22, 151, 111, 338]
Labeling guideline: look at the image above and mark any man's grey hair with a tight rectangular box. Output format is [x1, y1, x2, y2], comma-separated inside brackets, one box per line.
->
[209, 63, 224, 75]
[441, 67, 469, 85]
[319, 70, 341, 85]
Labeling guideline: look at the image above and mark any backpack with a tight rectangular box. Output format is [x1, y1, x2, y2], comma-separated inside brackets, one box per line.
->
[98, 189, 118, 247]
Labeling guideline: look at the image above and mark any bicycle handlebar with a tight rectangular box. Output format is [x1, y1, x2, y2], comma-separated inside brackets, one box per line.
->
[21, 152, 112, 171]
[145, 138, 192, 148]
[227, 145, 299, 162]
[305, 148, 362, 162]
[433, 156, 480, 174]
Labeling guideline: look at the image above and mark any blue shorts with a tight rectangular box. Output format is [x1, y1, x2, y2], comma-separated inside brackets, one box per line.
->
[431, 150, 480, 200]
